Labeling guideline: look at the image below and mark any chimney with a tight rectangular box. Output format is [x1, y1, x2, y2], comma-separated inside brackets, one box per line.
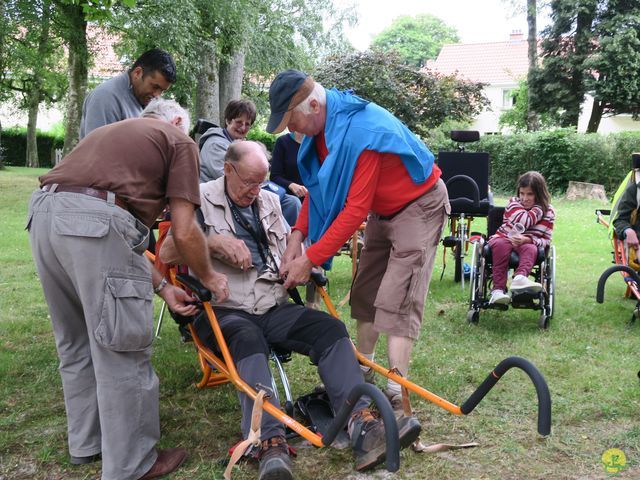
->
[510, 30, 524, 41]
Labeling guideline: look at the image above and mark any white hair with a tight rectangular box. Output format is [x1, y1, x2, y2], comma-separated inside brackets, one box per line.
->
[141, 98, 191, 134]
[293, 82, 326, 115]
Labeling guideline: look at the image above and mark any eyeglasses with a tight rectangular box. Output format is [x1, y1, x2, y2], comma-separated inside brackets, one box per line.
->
[231, 118, 253, 129]
[229, 162, 264, 189]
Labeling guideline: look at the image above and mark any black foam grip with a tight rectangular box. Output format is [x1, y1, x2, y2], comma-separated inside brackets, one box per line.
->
[460, 356, 551, 436]
[175, 273, 212, 302]
[450, 130, 480, 143]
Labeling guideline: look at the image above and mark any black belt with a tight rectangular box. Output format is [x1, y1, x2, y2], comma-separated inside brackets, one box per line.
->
[41, 184, 129, 211]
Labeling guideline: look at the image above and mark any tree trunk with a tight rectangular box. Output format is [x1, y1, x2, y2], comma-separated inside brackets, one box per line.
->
[0, 118, 4, 169]
[586, 99, 603, 133]
[526, 0, 539, 132]
[26, 94, 40, 168]
[60, 3, 88, 156]
[218, 49, 246, 125]
[26, 0, 53, 168]
[195, 42, 220, 123]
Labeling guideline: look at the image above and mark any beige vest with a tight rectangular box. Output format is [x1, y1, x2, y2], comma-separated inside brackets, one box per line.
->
[199, 178, 290, 314]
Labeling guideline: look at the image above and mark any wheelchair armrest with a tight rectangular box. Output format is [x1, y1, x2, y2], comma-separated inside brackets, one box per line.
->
[445, 175, 480, 207]
[175, 273, 212, 302]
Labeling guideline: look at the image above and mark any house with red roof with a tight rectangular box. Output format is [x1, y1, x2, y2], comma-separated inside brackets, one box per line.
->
[429, 32, 639, 134]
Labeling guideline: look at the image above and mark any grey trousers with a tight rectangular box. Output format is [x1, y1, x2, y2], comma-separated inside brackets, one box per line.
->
[27, 189, 159, 480]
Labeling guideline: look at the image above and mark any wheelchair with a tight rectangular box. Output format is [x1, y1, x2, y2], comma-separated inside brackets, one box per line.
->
[438, 130, 494, 286]
[466, 206, 556, 329]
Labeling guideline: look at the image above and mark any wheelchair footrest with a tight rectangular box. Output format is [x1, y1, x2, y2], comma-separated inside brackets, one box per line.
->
[510, 292, 541, 309]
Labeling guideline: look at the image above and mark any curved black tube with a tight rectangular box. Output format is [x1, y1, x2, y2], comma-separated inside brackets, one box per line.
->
[596, 265, 640, 304]
[445, 174, 480, 207]
[322, 383, 400, 472]
[460, 356, 551, 436]
[175, 273, 212, 302]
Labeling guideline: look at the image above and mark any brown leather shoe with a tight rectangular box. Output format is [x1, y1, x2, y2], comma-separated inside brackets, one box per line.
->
[138, 448, 187, 480]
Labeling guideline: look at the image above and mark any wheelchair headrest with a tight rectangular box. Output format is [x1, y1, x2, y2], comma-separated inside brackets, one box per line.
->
[191, 118, 219, 140]
[450, 130, 480, 143]
[632, 152, 640, 169]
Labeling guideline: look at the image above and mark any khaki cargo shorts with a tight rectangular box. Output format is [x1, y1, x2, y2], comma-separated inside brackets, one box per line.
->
[351, 179, 450, 339]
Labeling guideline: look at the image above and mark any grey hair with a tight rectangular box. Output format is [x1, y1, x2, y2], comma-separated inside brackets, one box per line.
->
[141, 98, 190, 134]
[293, 82, 326, 115]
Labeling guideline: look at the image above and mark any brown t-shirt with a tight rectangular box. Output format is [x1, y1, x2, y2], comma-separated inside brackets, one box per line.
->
[40, 118, 201, 227]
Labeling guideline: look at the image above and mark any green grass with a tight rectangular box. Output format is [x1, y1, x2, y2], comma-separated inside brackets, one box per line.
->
[1, 166, 639, 479]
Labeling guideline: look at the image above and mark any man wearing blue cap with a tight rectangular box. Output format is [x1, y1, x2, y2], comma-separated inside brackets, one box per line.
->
[267, 70, 450, 414]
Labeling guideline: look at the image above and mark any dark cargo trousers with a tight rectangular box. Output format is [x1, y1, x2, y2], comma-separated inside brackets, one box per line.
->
[27, 189, 159, 480]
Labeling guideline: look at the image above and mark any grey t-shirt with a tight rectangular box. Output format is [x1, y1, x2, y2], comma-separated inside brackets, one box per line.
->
[80, 71, 143, 139]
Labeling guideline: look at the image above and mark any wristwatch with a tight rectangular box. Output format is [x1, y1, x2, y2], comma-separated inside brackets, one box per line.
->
[154, 277, 168, 294]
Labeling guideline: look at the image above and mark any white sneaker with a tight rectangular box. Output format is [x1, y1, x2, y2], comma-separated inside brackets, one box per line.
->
[510, 274, 542, 293]
[489, 289, 510, 305]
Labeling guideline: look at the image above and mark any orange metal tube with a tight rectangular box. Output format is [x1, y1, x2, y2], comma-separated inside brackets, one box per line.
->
[356, 354, 462, 416]
[316, 285, 463, 416]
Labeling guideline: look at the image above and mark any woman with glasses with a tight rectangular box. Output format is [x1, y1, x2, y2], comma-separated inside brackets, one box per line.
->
[199, 99, 257, 183]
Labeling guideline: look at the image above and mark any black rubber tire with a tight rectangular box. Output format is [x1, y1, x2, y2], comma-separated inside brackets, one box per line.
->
[538, 314, 549, 330]
[467, 310, 479, 324]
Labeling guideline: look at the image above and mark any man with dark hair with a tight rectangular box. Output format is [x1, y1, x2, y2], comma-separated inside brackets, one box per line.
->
[160, 140, 420, 479]
[80, 48, 177, 138]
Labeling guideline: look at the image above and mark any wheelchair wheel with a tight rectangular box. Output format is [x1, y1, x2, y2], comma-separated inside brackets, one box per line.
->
[467, 241, 484, 323]
[547, 245, 556, 319]
[538, 314, 550, 330]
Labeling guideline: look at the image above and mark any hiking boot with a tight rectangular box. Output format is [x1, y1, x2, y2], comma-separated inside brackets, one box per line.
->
[258, 436, 293, 480]
[349, 407, 422, 471]
[349, 408, 387, 471]
[488, 289, 510, 305]
[510, 274, 542, 294]
[396, 415, 422, 449]
[383, 389, 422, 441]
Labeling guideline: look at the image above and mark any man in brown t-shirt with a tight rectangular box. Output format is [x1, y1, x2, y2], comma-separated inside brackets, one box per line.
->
[27, 98, 227, 480]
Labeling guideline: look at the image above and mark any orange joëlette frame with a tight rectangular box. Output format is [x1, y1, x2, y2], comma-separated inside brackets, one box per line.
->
[145, 250, 551, 442]
[595, 211, 640, 301]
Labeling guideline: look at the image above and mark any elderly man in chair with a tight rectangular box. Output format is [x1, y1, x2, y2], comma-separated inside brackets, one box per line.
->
[160, 141, 420, 480]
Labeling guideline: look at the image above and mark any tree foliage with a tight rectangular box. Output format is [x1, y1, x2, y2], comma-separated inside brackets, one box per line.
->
[531, 0, 640, 132]
[370, 14, 459, 67]
[111, 0, 354, 121]
[314, 50, 488, 138]
[584, 2, 640, 126]
[499, 80, 559, 132]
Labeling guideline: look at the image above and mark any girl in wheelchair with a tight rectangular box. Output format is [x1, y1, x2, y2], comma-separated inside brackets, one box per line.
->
[488, 171, 555, 305]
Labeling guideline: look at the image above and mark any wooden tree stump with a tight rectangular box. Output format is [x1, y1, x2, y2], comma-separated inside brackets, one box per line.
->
[565, 181, 608, 201]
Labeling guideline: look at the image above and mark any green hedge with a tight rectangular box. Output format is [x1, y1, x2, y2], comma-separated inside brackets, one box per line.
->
[0, 127, 64, 168]
[431, 129, 640, 195]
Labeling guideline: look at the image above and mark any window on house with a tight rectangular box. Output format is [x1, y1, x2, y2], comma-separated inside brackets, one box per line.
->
[502, 89, 517, 109]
